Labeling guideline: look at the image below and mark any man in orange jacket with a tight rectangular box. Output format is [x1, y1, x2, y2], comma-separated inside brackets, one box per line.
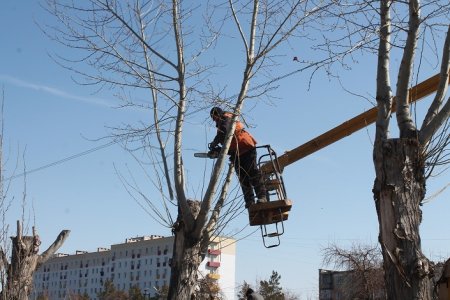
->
[209, 107, 267, 208]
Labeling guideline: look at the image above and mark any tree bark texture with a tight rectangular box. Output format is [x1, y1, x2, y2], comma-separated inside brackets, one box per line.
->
[373, 139, 433, 299]
[168, 201, 203, 300]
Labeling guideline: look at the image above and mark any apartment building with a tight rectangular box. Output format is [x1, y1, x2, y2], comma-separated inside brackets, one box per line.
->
[319, 268, 386, 300]
[31, 235, 236, 300]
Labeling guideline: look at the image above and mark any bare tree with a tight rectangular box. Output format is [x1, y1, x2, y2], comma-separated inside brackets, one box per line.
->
[322, 243, 385, 299]
[42, 0, 331, 298]
[435, 258, 450, 299]
[196, 275, 223, 300]
[0, 93, 70, 300]
[237, 281, 251, 300]
[0, 221, 69, 300]
[315, 1, 450, 298]
[373, 3, 450, 299]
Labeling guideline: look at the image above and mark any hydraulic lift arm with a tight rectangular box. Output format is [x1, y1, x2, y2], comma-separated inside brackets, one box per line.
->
[252, 73, 447, 248]
[263, 73, 446, 173]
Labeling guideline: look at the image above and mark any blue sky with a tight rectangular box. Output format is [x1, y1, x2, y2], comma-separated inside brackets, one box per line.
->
[1, 1, 449, 298]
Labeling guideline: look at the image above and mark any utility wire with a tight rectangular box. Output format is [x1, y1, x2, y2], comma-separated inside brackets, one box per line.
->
[5, 139, 120, 181]
[6, 63, 312, 181]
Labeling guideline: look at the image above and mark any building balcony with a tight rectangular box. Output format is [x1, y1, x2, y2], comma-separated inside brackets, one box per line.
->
[207, 273, 221, 280]
[207, 261, 220, 268]
[208, 249, 221, 256]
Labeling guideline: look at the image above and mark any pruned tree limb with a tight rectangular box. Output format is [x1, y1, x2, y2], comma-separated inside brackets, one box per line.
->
[37, 229, 70, 267]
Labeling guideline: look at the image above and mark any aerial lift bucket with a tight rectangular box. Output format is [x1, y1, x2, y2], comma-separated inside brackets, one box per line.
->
[247, 145, 292, 248]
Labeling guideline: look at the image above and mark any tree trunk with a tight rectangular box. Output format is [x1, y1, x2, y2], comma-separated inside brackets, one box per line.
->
[1, 221, 69, 300]
[373, 139, 433, 299]
[168, 201, 203, 300]
[6, 222, 41, 300]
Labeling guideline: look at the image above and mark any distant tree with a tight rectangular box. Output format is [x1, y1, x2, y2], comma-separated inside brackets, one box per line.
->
[36, 294, 49, 300]
[97, 279, 128, 300]
[129, 285, 144, 300]
[258, 270, 284, 300]
[237, 281, 251, 300]
[283, 290, 300, 300]
[197, 276, 223, 299]
[238, 272, 301, 300]
[67, 291, 90, 300]
[322, 243, 385, 299]
[435, 258, 450, 299]
[149, 285, 169, 300]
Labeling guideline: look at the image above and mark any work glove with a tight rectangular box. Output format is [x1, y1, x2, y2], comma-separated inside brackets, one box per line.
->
[208, 142, 218, 151]
[207, 143, 221, 159]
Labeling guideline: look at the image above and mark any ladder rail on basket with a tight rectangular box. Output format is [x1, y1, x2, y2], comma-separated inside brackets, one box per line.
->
[248, 145, 292, 248]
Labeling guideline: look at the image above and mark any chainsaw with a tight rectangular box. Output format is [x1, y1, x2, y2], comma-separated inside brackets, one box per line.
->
[194, 144, 221, 159]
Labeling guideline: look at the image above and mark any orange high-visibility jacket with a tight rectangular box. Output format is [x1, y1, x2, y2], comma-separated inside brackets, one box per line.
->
[212, 112, 257, 155]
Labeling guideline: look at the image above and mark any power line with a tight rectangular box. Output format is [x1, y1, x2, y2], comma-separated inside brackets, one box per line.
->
[5, 139, 120, 181]
[6, 63, 310, 181]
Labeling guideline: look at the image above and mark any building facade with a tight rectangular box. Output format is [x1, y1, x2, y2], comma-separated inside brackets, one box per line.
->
[319, 268, 386, 300]
[31, 235, 236, 299]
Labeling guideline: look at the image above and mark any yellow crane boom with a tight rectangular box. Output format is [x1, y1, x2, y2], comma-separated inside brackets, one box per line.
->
[253, 73, 447, 247]
[264, 73, 446, 173]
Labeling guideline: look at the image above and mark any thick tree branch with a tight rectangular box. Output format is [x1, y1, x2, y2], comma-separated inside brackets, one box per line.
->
[420, 25, 450, 144]
[137, 6, 175, 201]
[171, 0, 193, 231]
[375, 0, 393, 144]
[196, 164, 234, 239]
[396, 0, 420, 137]
[37, 230, 70, 267]
[420, 96, 450, 145]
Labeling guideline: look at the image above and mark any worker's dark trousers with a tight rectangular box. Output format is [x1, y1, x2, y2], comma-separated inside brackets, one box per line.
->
[232, 148, 267, 206]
